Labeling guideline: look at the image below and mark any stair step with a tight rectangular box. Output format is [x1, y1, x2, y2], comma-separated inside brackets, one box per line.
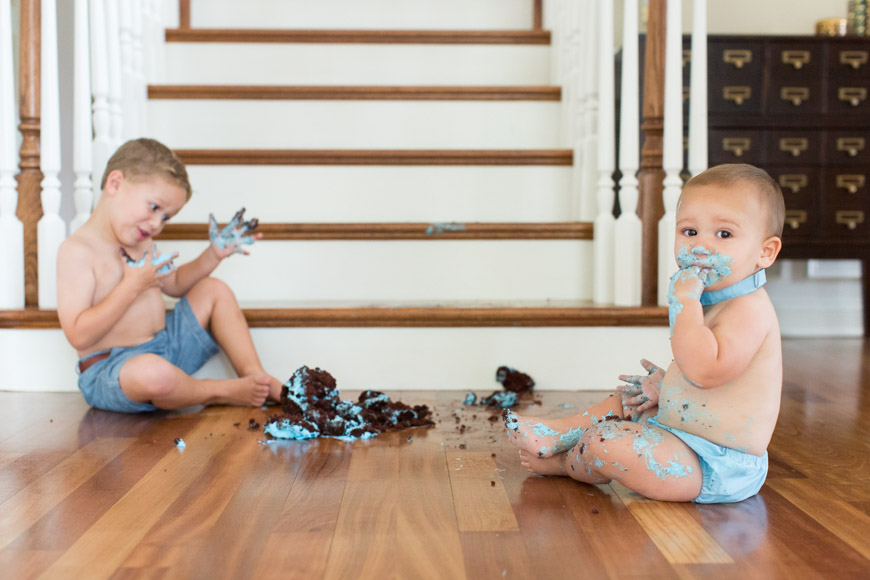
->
[174, 149, 572, 166]
[162, 43, 550, 85]
[158, 223, 592, 241]
[165, 29, 550, 45]
[179, 165, 572, 223]
[148, 85, 561, 101]
[0, 305, 667, 329]
[186, 0, 537, 31]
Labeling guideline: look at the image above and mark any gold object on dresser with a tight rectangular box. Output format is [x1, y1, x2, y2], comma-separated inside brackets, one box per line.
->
[816, 18, 847, 37]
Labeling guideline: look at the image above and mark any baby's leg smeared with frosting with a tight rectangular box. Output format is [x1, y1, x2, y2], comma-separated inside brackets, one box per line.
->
[504, 395, 624, 458]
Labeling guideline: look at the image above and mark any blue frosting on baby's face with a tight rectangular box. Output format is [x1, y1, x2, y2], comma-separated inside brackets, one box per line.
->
[676, 246, 733, 288]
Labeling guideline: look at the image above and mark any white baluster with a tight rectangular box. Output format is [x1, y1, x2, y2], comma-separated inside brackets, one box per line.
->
[563, 0, 582, 147]
[119, 0, 138, 139]
[658, 0, 684, 305]
[38, 0, 67, 309]
[71, 0, 94, 233]
[593, 0, 615, 304]
[613, 0, 641, 307]
[578, 0, 599, 221]
[90, 0, 113, 201]
[688, 0, 708, 177]
[0, 0, 23, 309]
[105, 0, 124, 149]
[549, 0, 564, 86]
[132, 0, 148, 135]
[145, 0, 165, 83]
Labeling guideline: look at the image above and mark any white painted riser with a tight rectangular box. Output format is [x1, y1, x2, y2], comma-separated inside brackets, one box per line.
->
[1, 327, 673, 392]
[166, 240, 592, 302]
[148, 100, 561, 149]
[187, 0, 535, 30]
[179, 166, 573, 223]
[162, 44, 551, 86]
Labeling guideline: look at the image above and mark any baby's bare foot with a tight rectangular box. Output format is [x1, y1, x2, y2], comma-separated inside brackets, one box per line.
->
[503, 410, 584, 458]
[267, 375, 283, 402]
[519, 449, 567, 476]
[214, 375, 270, 407]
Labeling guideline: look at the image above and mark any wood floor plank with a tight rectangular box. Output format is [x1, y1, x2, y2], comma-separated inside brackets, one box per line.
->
[459, 531, 535, 579]
[0, 393, 79, 441]
[449, 451, 519, 532]
[38, 413, 234, 579]
[767, 478, 870, 559]
[0, 437, 134, 551]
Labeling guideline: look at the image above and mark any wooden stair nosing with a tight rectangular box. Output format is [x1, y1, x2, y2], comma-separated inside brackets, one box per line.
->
[148, 85, 562, 101]
[0, 307, 668, 330]
[173, 149, 574, 166]
[164, 28, 551, 45]
[157, 222, 594, 241]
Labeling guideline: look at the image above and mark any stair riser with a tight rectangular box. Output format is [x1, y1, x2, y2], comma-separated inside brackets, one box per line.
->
[1, 327, 672, 392]
[178, 166, 572, 223]
[188, 0, 536, 30]
[148, 100, 561, 149]
[164, 240, 592, 302]
[163, 44, 550, 85]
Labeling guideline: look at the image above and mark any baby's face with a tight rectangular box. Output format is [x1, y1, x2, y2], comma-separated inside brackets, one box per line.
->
[110, 172, 187, 248]
[674, 183, 770, 291]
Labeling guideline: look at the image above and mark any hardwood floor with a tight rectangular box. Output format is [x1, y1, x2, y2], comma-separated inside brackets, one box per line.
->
[1, 338, 868, 579]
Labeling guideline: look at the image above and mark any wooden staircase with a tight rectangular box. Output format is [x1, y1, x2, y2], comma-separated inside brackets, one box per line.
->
[1, 0, 669, 392]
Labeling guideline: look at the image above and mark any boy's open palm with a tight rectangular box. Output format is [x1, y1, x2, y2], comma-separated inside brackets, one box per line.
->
[120, 247, 175, 294]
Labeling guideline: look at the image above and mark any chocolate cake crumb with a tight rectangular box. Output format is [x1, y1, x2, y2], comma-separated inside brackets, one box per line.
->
[496, 366, 535, 394]
[491, 481, 496, 487]
[459, 443, 467, 449]
[248, 419, 260, 430]
[591, 508, 600, 514]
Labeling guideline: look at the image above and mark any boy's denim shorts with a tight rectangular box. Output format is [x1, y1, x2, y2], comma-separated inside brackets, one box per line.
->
[76, 297, 219, 413]
[647, 416, 768, 504]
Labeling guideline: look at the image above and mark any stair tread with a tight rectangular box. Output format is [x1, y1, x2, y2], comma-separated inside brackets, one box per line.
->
[165, 28, 551, 45]
[149, 85, 561, 100]
[174, 149, 573, 166]
[0, 304, 668, 329]
[157, 222, 593, 240]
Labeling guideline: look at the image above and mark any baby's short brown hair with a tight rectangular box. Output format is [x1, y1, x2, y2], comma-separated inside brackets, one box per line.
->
[683, 163, 785, 238]
[101, 138, 192, 201]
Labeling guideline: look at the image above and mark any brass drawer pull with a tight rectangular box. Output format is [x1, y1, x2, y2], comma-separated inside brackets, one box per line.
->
[779, 137, 809, 157]
[837, 137, 866, 157]
[682, 49, 691, 67]
[780, 87, 810, 106]
[836, 210, 864, 230]
[723, 86, 752, 105]
[782, 50, 811, 70]
[840, 50, 869, 70]
[838, 87, 867, 107]
[723, 49, 752, 69]
[778, 174, 807, 193]
[785, 210, 807, 230]
[682, 86, 690, 103]
[836, 174, 866, 194]
[723, 137, 751, 157]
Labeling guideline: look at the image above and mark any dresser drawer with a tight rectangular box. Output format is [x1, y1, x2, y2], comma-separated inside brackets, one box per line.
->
[769, 167, 821, 239]
[828, 43, 870, 81]
[828, 81, 870, 115]
[824, 205, 870, 237]
[826, 131, 870, 165]
[708, 41, 764, 114]
[708, 130, 764, 164]
[768, 131, 822, 165]
[825, 168, 869, 198]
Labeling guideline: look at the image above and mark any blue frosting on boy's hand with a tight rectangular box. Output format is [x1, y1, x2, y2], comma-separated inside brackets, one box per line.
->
[121, 247, 176, 274]
[209, 207, 259, 254]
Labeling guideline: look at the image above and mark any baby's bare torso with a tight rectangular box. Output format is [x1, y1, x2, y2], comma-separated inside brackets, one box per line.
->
[656, 294, 782, 456]
[79, 233, 167, 356]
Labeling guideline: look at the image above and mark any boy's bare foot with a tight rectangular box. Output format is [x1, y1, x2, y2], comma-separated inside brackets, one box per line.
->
[267, 375, 284, 402]
[519, 449, 567, 476]
[212, 375, 271, 407]
[503, 410, 584, 458]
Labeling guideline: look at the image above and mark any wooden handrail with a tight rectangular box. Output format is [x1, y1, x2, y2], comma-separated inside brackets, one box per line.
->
[16, 0, 42, 307]
[179, 0, 190, 29]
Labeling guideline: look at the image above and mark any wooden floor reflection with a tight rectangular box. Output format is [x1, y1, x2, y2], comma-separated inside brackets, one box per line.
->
[0, 339, 868, 579]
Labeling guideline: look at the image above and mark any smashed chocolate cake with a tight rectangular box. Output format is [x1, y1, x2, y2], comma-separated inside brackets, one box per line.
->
[465, 366, 536, 408]
[264, 366, 434, 440]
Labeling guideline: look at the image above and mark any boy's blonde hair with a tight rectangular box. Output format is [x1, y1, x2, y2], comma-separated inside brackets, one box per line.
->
[101, 138, 192, 201]
[683, 163, 785, 238]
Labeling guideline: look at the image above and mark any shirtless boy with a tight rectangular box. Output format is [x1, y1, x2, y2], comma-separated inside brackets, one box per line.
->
[57, 138, 283, 412]
[505, 163, 785, 503]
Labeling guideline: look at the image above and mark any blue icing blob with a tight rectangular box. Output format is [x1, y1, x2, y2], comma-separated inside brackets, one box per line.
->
[264, 419, 319, 440]
[463, 391, 478, 405]
[425, 222, 467, 235]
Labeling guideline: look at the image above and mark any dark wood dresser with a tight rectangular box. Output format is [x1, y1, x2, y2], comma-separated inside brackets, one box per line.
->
[701, 35, 870, 333]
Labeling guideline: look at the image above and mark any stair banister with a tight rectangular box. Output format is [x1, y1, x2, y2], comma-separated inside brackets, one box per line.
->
[688, 0, 708, 178]
[593, 0, 616, 304]
[38, 0, 65, 309]
[89, 0, 111, 202]
[145, 0, 165, 83]
[613, 0, 642, 306]
[658, 0, 684, 305]
[105, 0, 124, 149]
[119, 0, 138, 139]
[578, 0, 599, 222]
[0, 0, 24, 308]
[71, 0, 94, 234]
[16, 0, 42, 307]
[131, 0, 148, 135]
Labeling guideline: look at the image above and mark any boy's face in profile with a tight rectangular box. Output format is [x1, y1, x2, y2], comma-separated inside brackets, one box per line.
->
[674, 183, 774, 291]
[105, 171, 187, 248]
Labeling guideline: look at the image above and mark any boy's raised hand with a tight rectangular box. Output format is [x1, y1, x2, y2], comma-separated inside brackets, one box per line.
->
[617, 359, 664, 419]
[668, 266, 706, 301]
[209, 207, 261, 256]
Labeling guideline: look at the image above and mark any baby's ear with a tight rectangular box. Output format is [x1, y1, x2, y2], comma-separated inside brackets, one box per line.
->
[758, 235, 782, 268]
[104, 169, 124, 195]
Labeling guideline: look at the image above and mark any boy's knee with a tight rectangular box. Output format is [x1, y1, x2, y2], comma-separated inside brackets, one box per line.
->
[122, 354, 178, 398]
[193, 276, 233, 299]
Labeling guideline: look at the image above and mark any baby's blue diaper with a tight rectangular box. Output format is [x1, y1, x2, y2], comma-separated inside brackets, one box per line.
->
[647, 417, 768, 503]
